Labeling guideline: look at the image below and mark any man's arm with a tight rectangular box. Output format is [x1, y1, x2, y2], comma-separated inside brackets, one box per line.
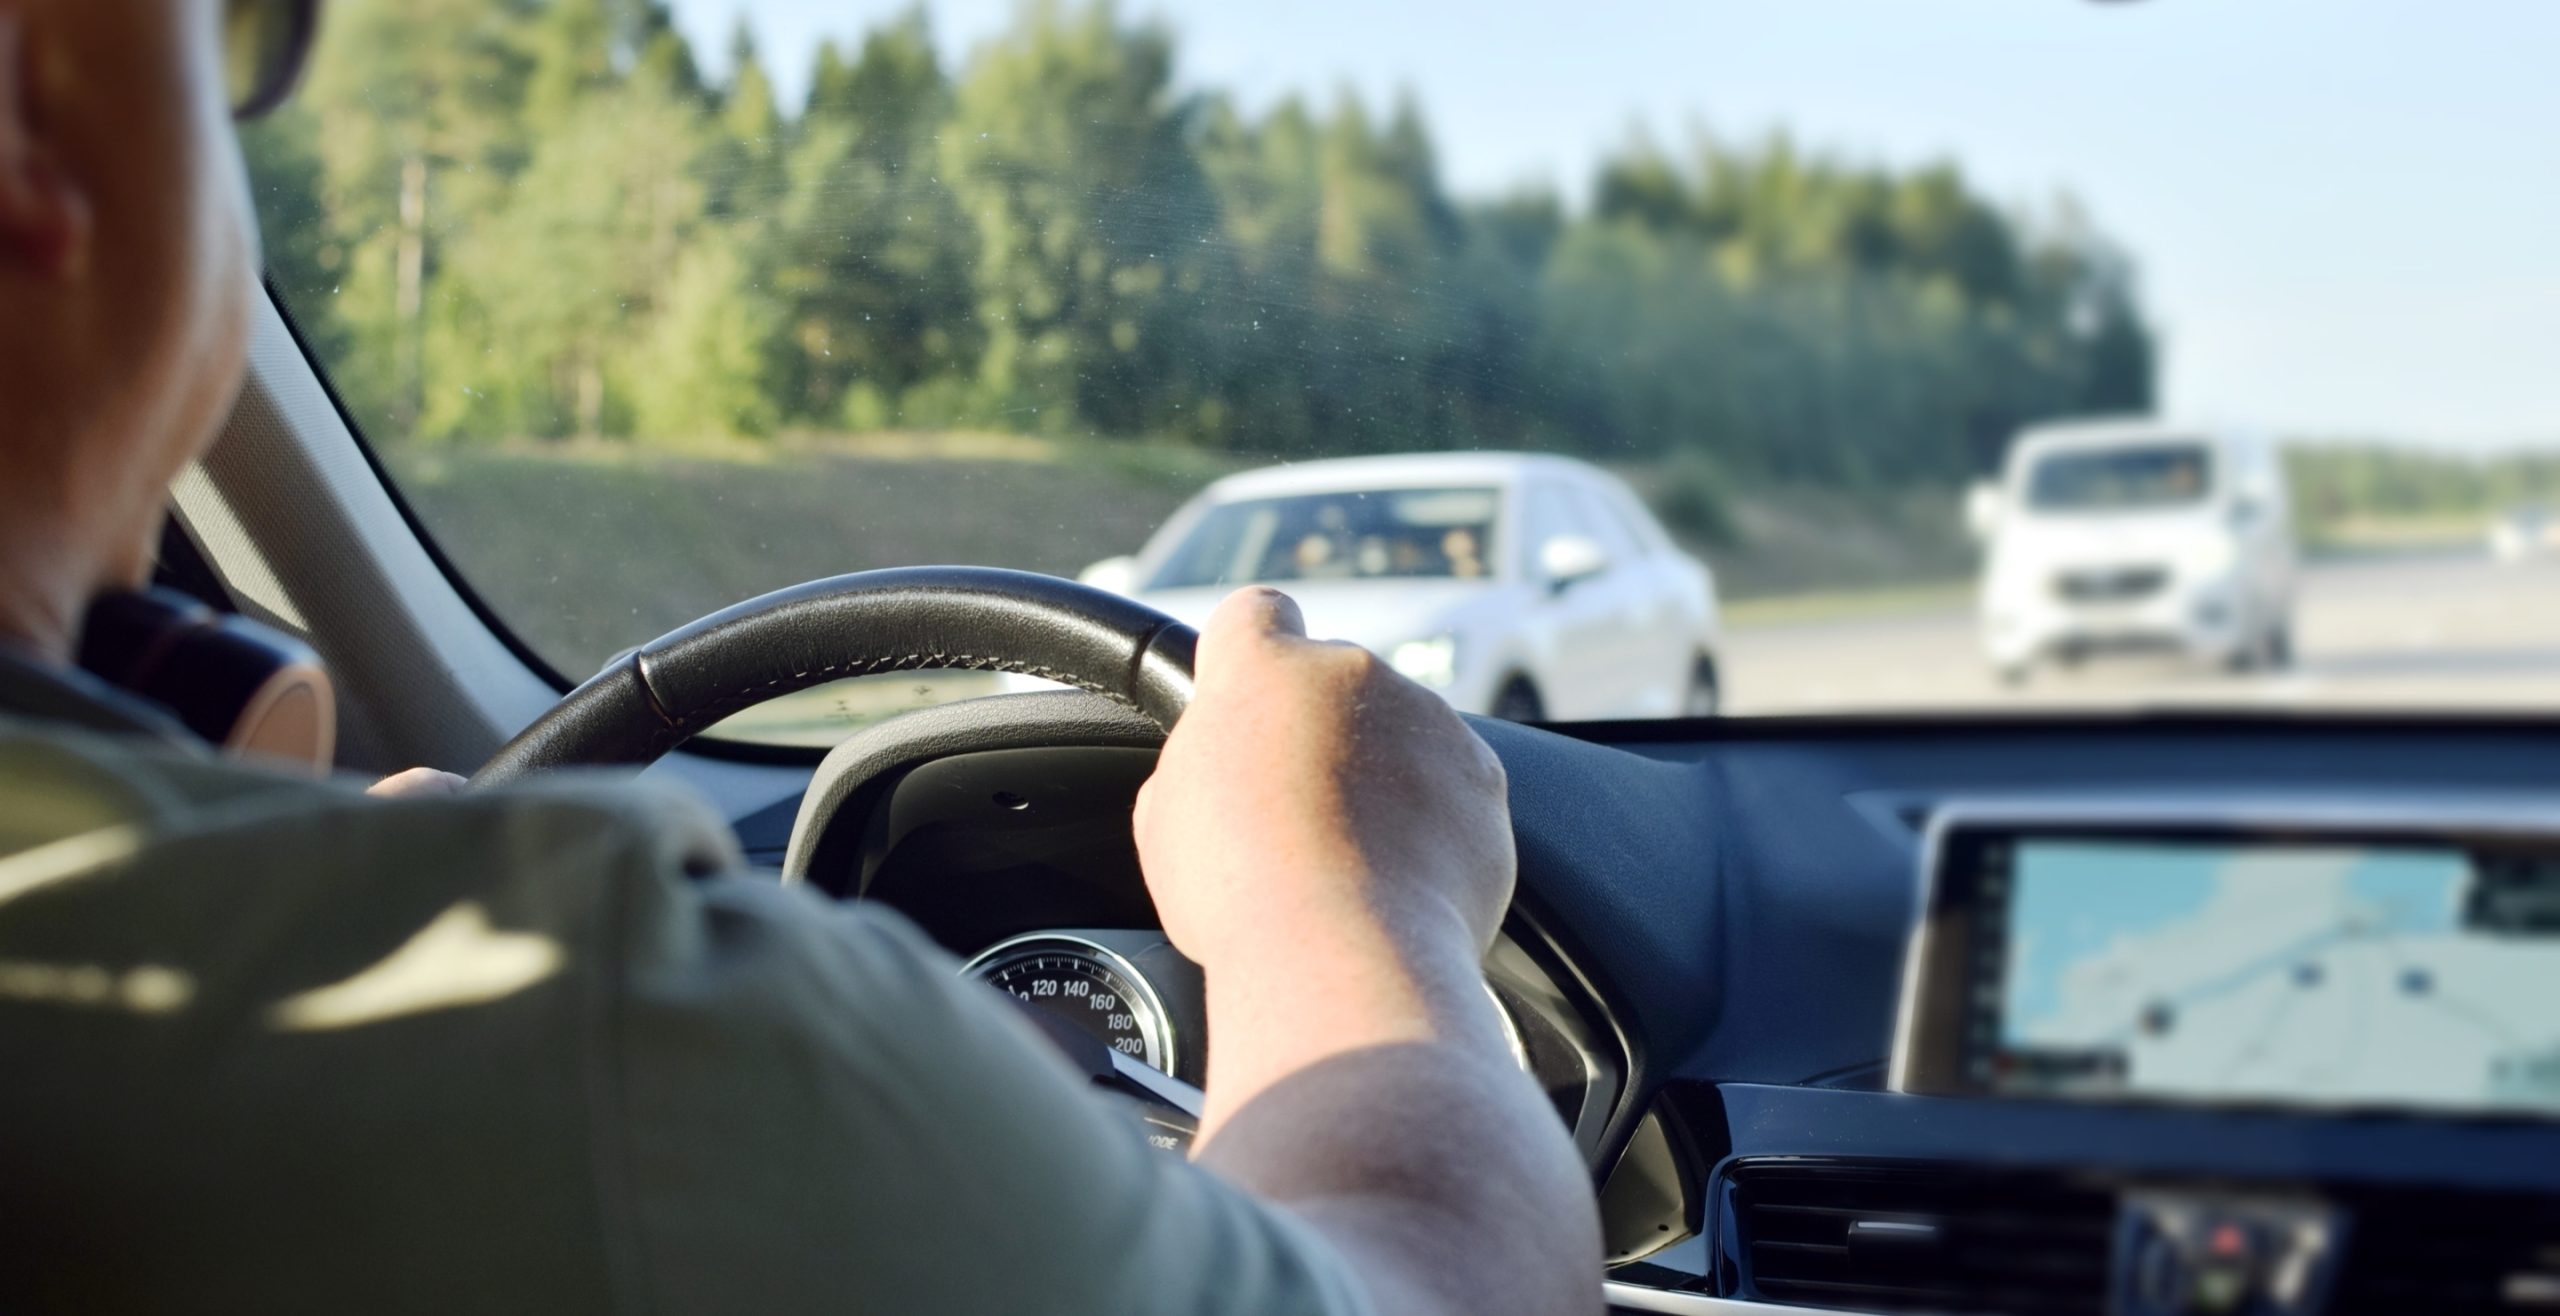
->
[1136, 587, 1602, 1316]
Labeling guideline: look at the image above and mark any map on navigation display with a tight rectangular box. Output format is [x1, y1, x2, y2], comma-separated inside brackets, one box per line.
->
[1989, 839, 2560, 1115]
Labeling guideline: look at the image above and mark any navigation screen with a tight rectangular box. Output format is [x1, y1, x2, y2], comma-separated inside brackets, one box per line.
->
[1964, 837, 2560, 1116]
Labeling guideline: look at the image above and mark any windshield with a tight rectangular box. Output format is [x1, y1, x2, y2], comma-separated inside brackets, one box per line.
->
[2026, 445, 2214, 513]
[1150, 489, 1504, 590]
[242, 2, 2560, 739]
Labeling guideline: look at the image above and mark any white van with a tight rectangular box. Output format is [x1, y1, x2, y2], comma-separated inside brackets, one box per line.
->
[1970, 419, 2295, 682]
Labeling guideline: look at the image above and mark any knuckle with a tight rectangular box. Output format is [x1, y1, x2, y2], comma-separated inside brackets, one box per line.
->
[1301, 641, 1380, 690]
[1333, 642, 1388, 678]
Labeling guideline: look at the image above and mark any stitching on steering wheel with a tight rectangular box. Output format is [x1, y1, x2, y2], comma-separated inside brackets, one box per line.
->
[668, 651, 1136, 733]
[638, 719, 686, 757]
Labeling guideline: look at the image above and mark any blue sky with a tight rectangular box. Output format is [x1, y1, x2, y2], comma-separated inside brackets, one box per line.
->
[668, 0, 2560, 448]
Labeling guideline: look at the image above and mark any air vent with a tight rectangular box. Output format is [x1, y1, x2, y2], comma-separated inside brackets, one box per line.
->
[1720, 1161, 2115, 1316]
[2328, 1189, 2560, 1316]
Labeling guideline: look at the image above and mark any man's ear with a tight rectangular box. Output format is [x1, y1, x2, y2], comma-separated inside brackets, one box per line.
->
[0, 13, 90, 281]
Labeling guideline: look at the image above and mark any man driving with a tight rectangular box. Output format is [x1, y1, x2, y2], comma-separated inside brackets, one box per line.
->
[0, 1, 1599, 1311]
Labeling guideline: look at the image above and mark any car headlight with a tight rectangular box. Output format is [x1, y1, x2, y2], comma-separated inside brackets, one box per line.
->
[1388, 634, 1461, 688]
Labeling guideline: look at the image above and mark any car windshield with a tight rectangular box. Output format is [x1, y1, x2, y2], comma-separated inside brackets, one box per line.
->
[242, 2, 2560, 740]
[2027, 446, 2214, 513]
[1150, 489, 1504, 590]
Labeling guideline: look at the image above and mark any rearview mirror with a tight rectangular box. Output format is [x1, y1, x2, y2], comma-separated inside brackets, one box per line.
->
[1964, 480, 2004, 541]
[1538, 534, 1610, 591]
[1078, 555, 1139, 595]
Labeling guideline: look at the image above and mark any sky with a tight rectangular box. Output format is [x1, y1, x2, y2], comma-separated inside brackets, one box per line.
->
[667, 0, 2560, 448]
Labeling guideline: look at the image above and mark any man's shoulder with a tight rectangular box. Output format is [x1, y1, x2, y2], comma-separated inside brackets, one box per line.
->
[0, 719, 751, 1310]
[0, 722, 1374, 1316]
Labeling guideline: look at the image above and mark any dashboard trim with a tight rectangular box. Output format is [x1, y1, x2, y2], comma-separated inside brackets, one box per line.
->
[779, 690, 1165, 891]
[1604, 1280, 1854, 1314]
[1707, 1083, 2560, 1195]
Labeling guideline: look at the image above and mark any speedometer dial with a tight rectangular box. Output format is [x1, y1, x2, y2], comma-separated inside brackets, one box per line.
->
[961, 934, 1176, 1074]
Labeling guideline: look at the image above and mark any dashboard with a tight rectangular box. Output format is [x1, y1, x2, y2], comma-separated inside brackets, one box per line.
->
[778, 739, 1626, 1164]
[713, 703, 2560, 1316]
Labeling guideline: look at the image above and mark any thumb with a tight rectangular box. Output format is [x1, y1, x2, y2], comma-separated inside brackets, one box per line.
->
[1195, 586, 1308, 676]
[1208, 585, 1307, 640]
[368, 767, 467, 799]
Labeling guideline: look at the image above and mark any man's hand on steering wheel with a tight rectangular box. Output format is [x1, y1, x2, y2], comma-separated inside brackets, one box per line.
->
[1136, 586, 1518, 1126]
[1136, 586, 1601, 1316]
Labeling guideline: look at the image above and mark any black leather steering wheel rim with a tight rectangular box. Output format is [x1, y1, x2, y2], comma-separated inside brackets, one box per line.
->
[472, 566, 1198, 785]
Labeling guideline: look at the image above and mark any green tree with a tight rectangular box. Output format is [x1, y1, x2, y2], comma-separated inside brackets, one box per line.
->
[237, 104, 348, 366]
[1550, 132, 2154, 483]
[292, 0, 538, 438]
[707, 19, 789, 220]
[241, 0, 2159, 491]
[625, 231, 789, 439]
[522, 0, 613, 126]
[425, 73, 717, 439]
[941, 1, 1221, 435]
[765, 11, 979, 424]
[1189, 94, 1323, 447]
[628, 2, 707, 102]
[1190, 90, 1522, 455]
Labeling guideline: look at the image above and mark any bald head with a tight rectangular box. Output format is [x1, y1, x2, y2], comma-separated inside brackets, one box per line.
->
[0, 0, 260, 662]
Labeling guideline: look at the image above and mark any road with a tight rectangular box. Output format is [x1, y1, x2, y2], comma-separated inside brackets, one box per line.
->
[1720, 551, 2560, 716]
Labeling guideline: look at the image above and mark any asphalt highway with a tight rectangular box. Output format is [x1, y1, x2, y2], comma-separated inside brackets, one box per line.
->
[1719, 551, 2560, 717]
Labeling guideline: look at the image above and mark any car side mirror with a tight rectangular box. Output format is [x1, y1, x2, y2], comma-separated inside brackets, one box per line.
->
[1538, 534, 1610, 592]
[1078, 555, 1139, 595]
[1964, 480, 2004, 541]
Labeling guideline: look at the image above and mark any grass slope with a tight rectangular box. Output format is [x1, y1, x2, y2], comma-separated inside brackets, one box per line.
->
[388, 437, 1986, 712]
[387, 436, 1226, 677]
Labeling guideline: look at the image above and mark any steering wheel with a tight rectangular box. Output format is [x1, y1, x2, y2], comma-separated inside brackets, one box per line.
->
[469, 564, 1685, 1180]
[472, 567, 1199, 785]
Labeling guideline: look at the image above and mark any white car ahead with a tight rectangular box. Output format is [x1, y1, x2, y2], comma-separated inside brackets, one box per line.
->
[1971, 418, 2296, 681]
[1080, 452, 1724, 721]
[2488, 505, 2560, 563]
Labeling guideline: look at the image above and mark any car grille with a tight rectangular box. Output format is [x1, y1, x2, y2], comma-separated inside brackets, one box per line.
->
[2053, 566, 2168, 604]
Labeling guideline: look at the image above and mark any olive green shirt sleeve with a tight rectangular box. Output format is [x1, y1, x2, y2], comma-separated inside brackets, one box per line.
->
[0, 717, 1370, 1315]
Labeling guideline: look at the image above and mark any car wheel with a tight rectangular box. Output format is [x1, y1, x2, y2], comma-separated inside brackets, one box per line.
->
[1681, 656, 1721, 718]
[2224, 618, 2268, 674]
[2265, 620, 2295, 670]
[1491, 677, 1545, 723]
